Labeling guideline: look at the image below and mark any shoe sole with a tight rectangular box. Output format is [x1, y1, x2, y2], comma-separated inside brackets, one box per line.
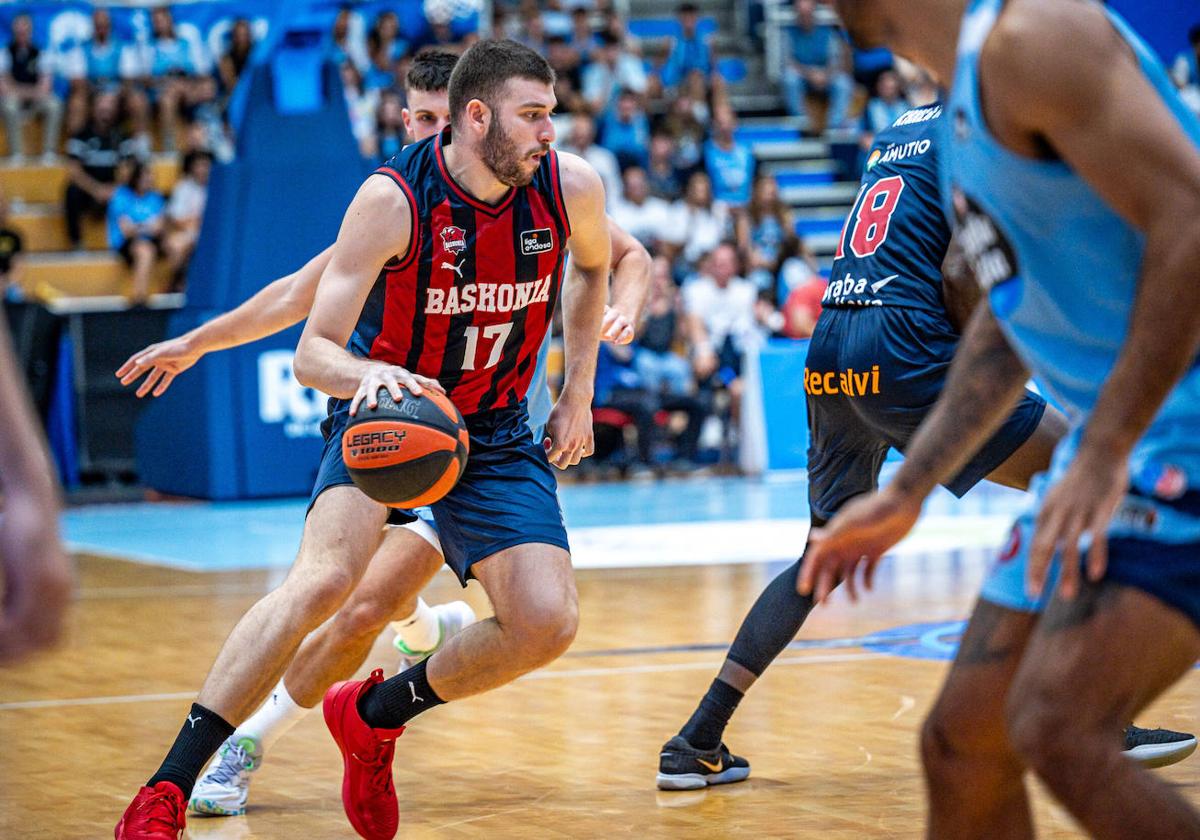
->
[189, 797, 247, 816]
[655, 766, 751, 790]
[1126, 737, 1198, 769]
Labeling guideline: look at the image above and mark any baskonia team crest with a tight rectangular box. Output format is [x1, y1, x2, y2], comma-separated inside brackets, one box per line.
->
[440, 225, 467, 255]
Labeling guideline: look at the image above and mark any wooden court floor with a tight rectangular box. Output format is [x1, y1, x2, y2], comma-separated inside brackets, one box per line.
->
[2, 551, 1198, 838]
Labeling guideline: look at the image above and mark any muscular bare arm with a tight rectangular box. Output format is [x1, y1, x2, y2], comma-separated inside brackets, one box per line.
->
[545, 152, 611, 468]
[601, 217, 651, 344]
[117, 245, 335, 397]
[986, 2, 1200, 594]
[293, 177, 442, 412]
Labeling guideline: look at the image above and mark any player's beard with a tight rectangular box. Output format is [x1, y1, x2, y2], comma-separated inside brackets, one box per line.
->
[481, 118, 544, 187]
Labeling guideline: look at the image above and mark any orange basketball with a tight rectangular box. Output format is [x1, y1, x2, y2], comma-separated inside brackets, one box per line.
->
[341, 387, 469, 508]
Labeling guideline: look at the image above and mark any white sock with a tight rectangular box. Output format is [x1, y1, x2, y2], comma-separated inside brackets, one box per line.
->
[232, 678, 311, 753]
[390, 597, 441, 652]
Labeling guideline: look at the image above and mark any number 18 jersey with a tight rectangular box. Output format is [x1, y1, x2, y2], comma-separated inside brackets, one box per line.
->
[822, 104, 948, 314]
[350, 129, 571, 417]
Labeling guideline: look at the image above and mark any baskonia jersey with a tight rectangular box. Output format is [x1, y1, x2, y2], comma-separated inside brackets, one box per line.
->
[350, 128, 571, 416]
[823, 103, 948, 314]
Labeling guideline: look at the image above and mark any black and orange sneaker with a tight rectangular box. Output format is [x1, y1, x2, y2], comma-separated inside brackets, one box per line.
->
[324, 668, 405, 840]
[114, 781, 186, 839]
[656, 735, 751, 791]
[1124, 725, 1197, 769]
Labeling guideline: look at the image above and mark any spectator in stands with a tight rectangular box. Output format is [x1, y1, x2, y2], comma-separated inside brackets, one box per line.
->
[137, 6, 214, 152]
[218, 18, 255, 100]
[684, 241, 779, 420]
[659, 3, 712, 91]
[736, 173, 795, 293]
[547, 36, 586, 115]
[861, 70, 907, 139]
[1, 14, 63, 161]
[64, 8, 129, 136]
[330, 8, 369, 73]
[372, 91, 407, 161]
[670, 170, 731, 269]
[368, 11, 408, 67]
[660, 92, 707, 175]
[781, 0, 853, 132]
[704, 106, 755, 208]
[163, 150, 211, 289]
[781, 272, 826, 339]
[611, 166, 675, 250]
[568, 7, 598, 63]
[1172, 25, 1200, 116]
[645, 131, 684, 201]
[637, 256, 700, 398]
[581, 30, 648, 116]
[560, 113, 622, 211]
[599, 89, 650, 169]
[0, 188, 23, 303]
[514, 6, 549, 55]
[341, 62, 377, 159]
[775, 230, 821, 303]
[64, 91, 139, 250]
[107, 160, 166, 304]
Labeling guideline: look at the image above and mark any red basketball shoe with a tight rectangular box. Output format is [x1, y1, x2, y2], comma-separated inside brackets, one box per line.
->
[324, 668, 406, 840]
[114, 781, 186, 839]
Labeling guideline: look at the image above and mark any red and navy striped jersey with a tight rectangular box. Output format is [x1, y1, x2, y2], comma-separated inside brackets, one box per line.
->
[348, 128, 571, 416]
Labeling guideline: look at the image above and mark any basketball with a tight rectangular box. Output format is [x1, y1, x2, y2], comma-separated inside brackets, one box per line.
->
[341, 387, 469, 508]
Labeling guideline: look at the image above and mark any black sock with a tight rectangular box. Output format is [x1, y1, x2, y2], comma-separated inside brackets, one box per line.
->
[357, 658, 445, 729]
[680, 558, 816, 751]
[147, 703, 235, 798]
[680, 678, 745, 751]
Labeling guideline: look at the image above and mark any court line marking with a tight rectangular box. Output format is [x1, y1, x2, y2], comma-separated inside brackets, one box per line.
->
[0, 652, 883, 711]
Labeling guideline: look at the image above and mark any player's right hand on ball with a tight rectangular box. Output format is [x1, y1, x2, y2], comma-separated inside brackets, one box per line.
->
[350, 364, 444, 415]
[115, 335, 205, 398]
[799, 485, 922, 604]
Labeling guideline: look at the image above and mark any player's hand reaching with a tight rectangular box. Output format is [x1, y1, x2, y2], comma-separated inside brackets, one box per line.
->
[349, 363, 445, 416]
[600, 305, 635, 345]
[544, 386, 594, 469]
[116, 334, 206, 398]
[798, 485, 923, 603]
[1026, 451, 1126, 601]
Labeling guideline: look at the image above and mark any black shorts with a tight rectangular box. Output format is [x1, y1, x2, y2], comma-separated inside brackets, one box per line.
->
[805, 306, 1046, 520]
[118, 235, 163, 266]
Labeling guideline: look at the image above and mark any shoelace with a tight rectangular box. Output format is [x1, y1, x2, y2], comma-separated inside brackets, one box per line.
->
[139, 788, 184, 831]
[204, 745, 249, 787]
[355, 740, 396, 796]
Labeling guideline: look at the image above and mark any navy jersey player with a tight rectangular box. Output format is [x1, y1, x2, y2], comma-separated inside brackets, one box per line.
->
[115, 51, 651, 822]
[803, 0, 1200, 836]
[658, 100, 1190, 790]
[115, 41, 616, 840]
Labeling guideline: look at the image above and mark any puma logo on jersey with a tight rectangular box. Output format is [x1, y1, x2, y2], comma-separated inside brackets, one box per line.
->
[441, 260, 465, 279]
[425, 273, 554, 315]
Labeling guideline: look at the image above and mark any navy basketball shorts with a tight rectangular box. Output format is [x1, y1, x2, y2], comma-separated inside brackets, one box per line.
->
[311, 398, 568, 585]
[804, 306, 1047, 521]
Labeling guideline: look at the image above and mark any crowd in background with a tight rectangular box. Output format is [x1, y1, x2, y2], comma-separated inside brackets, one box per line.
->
[1, 0, 1080, 474]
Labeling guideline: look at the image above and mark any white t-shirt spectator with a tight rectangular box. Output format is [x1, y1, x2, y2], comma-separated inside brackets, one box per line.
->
[581, 54, 647, 113]
[666, 200, 730, 265]
[167, 176, 207, 224]
[560, 141, 622, 211]
[683, 274, 761, 352]
[611, 193, 675, 248]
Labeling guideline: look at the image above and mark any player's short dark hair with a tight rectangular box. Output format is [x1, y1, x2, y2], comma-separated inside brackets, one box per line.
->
[448, 39, 555, 127]
[406, 48, 458, 94]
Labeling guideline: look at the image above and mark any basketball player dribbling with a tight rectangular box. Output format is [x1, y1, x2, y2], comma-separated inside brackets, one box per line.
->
[115, 40, 618, 839]
[116, 50, 650, 820]
[801, 0, 1200, 836]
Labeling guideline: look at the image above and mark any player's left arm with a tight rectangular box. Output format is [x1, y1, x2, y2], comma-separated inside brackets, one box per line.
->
[987, 3, 1200, 597]
[545, 152, 612, 469]
[602, 216, 651, 345]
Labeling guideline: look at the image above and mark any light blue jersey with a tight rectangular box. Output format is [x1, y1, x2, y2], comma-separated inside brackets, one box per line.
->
[947, 1, 1200, 613]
